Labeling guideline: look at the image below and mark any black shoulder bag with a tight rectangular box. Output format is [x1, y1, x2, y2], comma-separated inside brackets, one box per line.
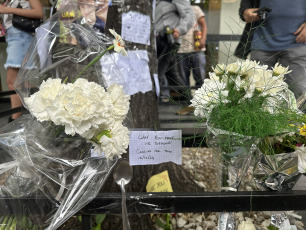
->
[12, 0, 43, 33]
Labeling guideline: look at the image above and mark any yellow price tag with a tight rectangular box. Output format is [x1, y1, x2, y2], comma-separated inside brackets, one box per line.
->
[146, 170, 173, 193]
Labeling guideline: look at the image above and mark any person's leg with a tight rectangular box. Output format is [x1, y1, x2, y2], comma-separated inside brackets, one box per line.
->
[157, 36, 171, 100]
[166, 49, 186, 87]
[5, 27, 33, 120]
[278, 46, 306, 99]
[158, 56, 171, 100]
[191, 51, 206, 87]
[178, 53, 191, 86]
[250, 50, 279, 68]
[6, 67, 22, 120]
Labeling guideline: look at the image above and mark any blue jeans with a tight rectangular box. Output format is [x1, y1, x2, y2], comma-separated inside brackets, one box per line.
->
[5, 26, 33, 69]
[178, 52, 206, 86]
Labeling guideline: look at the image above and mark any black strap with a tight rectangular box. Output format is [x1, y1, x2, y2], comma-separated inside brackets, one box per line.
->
[160, 0, 173, 3]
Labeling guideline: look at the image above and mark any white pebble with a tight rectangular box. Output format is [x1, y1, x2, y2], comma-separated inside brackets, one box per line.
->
[171, 218, 176, 226]
[203, 220, 215, 228]
[177, 218, 187, 227]
[184, 222, 196, 228]
[262, 211, 271, 218]
[195, 181, 206, 188]
[295, 220, 304, 230]
[260, 219, 270, 228]
[188, 218, 196, 223]
[196, 226, 203, 230]
[245, 217, 254, 223]
[237, 220, 256, 230]
[207, 214, 217, 222]
[196, 215, 203, 222]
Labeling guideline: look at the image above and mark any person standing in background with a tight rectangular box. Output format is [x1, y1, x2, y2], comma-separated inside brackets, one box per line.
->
[176, 5, 207, 115]
[155, 0, 194, 102]
[235, 0, 306, 99]
[0, 0, 43, 122]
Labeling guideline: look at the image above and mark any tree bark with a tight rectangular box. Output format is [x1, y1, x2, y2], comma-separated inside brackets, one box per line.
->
[99, 1, 204, 229]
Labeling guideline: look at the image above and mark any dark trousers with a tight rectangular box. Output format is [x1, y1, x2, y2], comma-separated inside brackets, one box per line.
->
[156, 35, 186, 98]
[178, 52, 206, 87]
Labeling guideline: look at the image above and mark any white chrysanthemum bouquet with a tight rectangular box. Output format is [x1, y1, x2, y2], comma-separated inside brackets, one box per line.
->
[191, 60, 299, 138]
[190, 60, 305, 193]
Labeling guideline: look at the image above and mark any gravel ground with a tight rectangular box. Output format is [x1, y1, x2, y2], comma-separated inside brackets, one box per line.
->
[152, 148, 305, 230]
[0, 147, 305, 229]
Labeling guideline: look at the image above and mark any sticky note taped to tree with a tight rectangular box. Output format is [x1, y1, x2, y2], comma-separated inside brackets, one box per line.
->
[146, 170, 173, 192]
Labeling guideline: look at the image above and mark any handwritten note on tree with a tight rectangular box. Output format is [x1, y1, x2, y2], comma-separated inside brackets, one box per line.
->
[129, 130, 182, 165]
[121, 11, 151, 45]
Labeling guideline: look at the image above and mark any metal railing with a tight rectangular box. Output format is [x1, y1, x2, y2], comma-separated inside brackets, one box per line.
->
[0, 90, 24, 119]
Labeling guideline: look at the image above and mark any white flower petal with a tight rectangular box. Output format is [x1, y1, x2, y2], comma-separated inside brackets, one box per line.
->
[109, 29, 128, 56]
[98, 122, 130, 159]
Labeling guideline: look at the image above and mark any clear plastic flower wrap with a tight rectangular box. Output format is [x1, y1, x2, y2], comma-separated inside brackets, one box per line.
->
[15, 0, 116, 100]
[253, 150, 302, 191]
[253, 130, 306, 191]
[206, 125, 259, 230]
[0, 0, 133, 229]
[0, 115, 117, 229]
[206, 124, 259, 192]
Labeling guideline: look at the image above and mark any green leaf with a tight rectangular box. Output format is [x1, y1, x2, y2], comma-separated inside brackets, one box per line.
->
[95, 214, 106, 224]
[4, 216, 13, 230]
[156, 218, 166, 229]
[92, 214, 106, 230]
[267, 225, 279, 230]
[0, 216, 8, 230]
[8, 217, 16, 230]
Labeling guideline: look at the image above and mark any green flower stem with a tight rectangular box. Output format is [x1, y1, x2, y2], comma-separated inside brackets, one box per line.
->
[91, 130, 111, 144]
[73, 45, 115, 82]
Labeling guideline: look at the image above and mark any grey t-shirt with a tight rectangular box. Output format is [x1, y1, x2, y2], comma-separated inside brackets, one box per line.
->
[251, 0, 306, 51]
[155, 0, 194, 36]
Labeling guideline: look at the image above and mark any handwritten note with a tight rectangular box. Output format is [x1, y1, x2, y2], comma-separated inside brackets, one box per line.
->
[100, 50, 152, 95]
[121, 11, 151, 45]
[146, 170, 173, 192]
[129, 130, 182, 165]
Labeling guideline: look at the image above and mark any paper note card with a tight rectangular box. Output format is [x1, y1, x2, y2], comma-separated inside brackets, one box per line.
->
[146, 170, 173, 192]
[100, 50, 152, 95]
[129, 130, 182, 165]
[121, 11, 151, 45]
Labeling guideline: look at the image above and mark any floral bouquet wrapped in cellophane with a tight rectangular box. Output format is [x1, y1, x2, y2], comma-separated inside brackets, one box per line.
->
[191, 59, 302, 229]
[191, 59, 299, 190]
[0, 1, 132, 229]
[254, 119, 306, 191]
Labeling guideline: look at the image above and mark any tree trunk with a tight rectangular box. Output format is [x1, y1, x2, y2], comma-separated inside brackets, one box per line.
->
[99, 1, 203, 229]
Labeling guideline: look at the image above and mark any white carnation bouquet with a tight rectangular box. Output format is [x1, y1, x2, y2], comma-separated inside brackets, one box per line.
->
[24, 77, 130, 159]
[0, 1, 133, 229]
